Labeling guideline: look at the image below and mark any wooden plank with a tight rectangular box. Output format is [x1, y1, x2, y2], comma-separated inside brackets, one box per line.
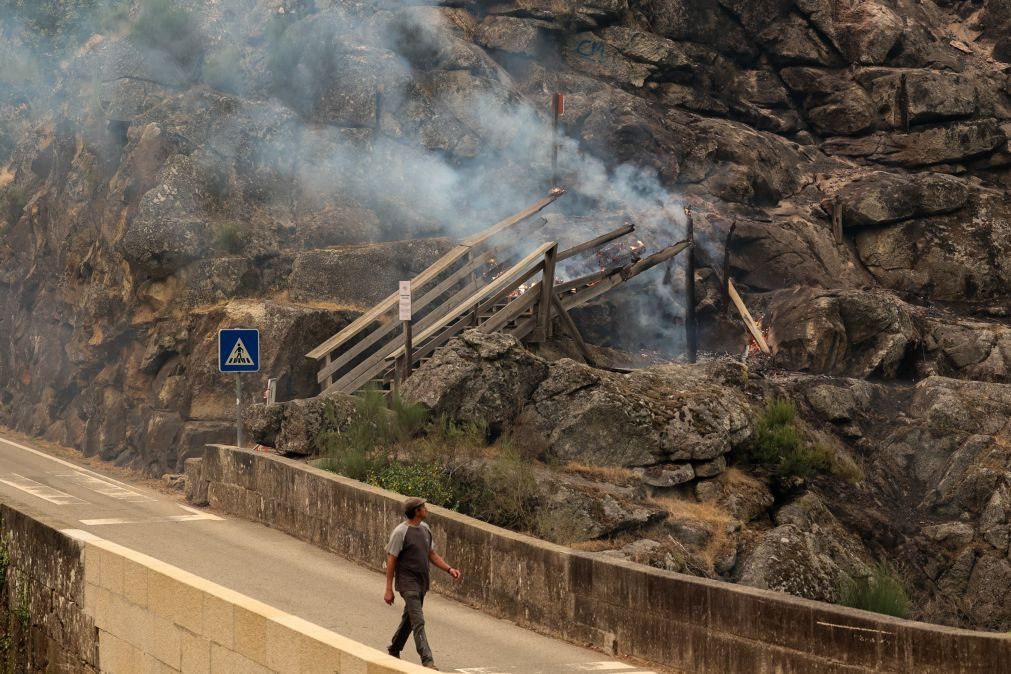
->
[728, 279, 771, 354]
[555, 266, 619, 294]
[326, 277, 484, 391]
[532, 244, 557, 342]
[387, 242, 556, 361]
[460, 192, 563, 247]
[550, 293, 596, 367]
[316, 313, 398, 384]
[307, 193, 563, 361]
[316, 258, 491, 385]
[475, 260, 545, 316]
[556, 224, 635, 262]
[560, 241, 691, 310]
[478, 289, 538, 334]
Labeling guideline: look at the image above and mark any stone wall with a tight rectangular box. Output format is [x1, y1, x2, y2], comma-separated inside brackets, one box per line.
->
[192, 445, 1011, 674]
[0, 499, 433, 673]
[0, 503, 98, 672]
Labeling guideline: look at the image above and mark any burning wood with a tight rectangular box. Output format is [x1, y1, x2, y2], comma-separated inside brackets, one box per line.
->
[727, 280, 770, 354]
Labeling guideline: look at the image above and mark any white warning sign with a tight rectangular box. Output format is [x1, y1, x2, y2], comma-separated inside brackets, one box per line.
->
[225, 338, 254, 366]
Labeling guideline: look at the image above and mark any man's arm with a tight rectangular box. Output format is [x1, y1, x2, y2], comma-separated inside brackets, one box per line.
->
[384, 554, 397, 604]
[429, 550, 461, 580]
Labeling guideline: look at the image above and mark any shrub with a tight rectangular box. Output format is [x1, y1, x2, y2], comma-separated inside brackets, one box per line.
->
[749, 399, 859, 480]
[1, 187, 27, 227]
[316, 388, 431, 482]
[212, 220, 244, 254]
[129, 0, 203, 69]
[369, 462, 458, 510]
[839, 563, 909, 618]
[460, 446, 540, 531]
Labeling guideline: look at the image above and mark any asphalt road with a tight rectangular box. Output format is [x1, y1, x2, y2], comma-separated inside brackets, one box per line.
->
[0, 432, 658, 674]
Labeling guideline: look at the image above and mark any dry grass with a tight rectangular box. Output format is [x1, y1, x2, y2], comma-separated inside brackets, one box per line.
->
[560, 462, 638, 483]
[721, 466, 763, 489]
[648, 494, 736, 573]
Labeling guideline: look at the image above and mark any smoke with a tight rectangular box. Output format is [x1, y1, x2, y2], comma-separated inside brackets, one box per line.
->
[0, 0, 695, 358]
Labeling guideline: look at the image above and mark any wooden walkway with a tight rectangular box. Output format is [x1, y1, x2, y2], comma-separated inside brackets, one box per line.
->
[306, 191, 689, 394]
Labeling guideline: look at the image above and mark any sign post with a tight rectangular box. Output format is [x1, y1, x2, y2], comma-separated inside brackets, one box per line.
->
[399, 281, 413, 385]
[219, 328, 260, 448]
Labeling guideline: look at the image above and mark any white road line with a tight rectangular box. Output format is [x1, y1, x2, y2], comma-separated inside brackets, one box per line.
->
[0, 437, 149, 494]
[55, 471, 154, 502]
[80, 504, 224, 526]
[0, 473, 88, 505]
[569, 664, 636, 672]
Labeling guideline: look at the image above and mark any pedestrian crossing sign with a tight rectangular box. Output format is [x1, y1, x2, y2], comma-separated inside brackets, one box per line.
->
[219, 329, 260, 373]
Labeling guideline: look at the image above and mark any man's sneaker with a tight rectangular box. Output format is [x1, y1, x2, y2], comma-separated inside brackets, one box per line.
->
[422, 661, 439, 670]
[386, 648, 399, 659]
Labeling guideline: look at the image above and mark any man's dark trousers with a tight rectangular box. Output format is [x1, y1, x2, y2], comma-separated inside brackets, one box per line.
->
[389, 590, 433, 664]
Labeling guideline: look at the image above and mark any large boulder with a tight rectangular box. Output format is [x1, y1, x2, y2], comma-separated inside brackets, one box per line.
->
[854, 192, 1011, 302]
[515, 358, 752, 468]
[766, 288, 919, 378]
[119, 154, 210, 279]
[400, 331, 550, 432]
[924, 318, 1011, 383]
[738, 492, 872, 602]
[831, 172, 970, 228]
[780, 68, 877, 136]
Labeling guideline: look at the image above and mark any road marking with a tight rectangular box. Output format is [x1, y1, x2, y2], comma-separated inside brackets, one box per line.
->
[55, 471, 155, 502]
[0, 436, 151, 495]
[0, 473, 88, 505]
[80, 505, 224, 526]
[569, 664, 638, 671]
[815, 621, 893, 636]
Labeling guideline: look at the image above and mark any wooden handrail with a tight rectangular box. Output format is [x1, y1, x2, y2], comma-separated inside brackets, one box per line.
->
[306, 193, 563, 361]
[386, 242, 556, 362]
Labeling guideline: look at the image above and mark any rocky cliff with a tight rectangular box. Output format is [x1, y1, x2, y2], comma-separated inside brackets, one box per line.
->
[1, 0, 1010, 632]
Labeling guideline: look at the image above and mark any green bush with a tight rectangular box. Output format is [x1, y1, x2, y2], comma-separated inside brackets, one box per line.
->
[1, 187, 27, 227]
[459, 446, 540, 531]
[316, 388, 431, 482]
[749, 399, 842, 479]
[129, 0, 203, 69]
[369, 462, 458, 510]
[839, 563, 909, 618]
[212, 220, 244, 254]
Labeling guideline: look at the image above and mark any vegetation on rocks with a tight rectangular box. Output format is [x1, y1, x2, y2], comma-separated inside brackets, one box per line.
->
[839, 563, 909, 618]
[748, 399, 863, 483]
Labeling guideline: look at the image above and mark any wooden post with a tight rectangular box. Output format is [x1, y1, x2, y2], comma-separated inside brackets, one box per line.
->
[551, 93, 563, 187]
[832, 199, 843, 244]
[403, 320, 413, 381]
[533, 244, 557, 342]
[685, 206, 697, 363]
[550, 294, 595, 367]
[722, 219, 736, 317]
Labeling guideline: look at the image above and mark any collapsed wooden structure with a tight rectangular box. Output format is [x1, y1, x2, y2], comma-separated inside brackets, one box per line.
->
[306, 190, 690, 394]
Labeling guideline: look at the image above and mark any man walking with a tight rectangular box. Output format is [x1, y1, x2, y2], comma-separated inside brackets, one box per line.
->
[384, 497, 461, 670]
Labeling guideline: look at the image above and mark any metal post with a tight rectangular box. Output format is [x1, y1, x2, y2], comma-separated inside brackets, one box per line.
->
[685, 206, 697, 364]
[235, 373, 244, 448]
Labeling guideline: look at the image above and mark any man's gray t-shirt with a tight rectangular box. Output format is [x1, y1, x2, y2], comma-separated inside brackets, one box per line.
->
[386, 522, 434, 593]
